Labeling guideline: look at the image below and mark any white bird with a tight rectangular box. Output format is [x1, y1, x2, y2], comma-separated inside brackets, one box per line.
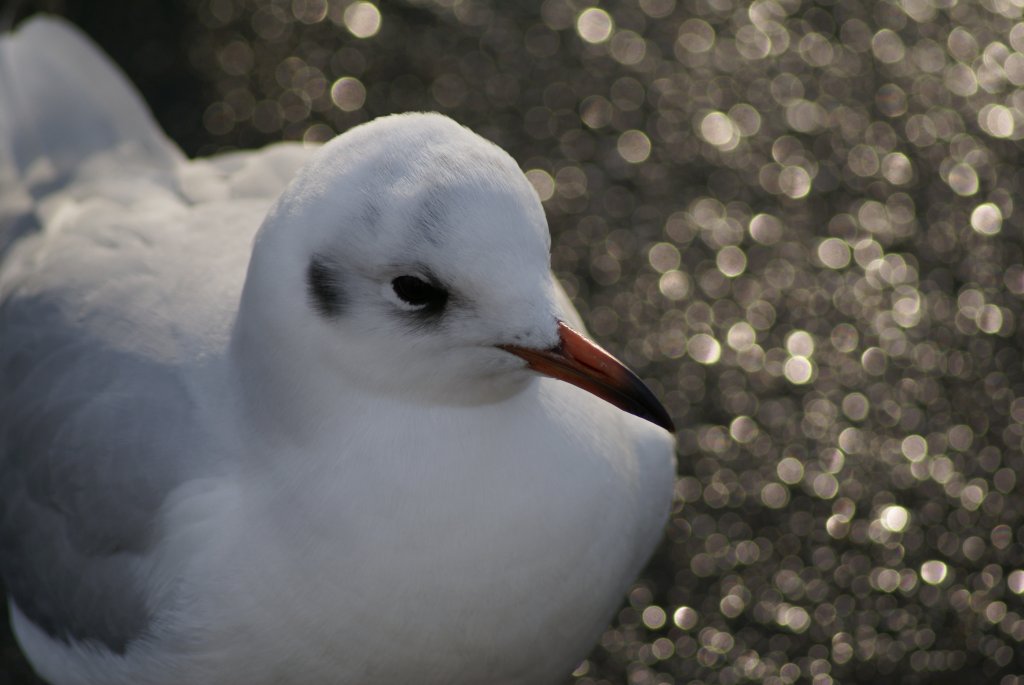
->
[0, 16, 676, 685]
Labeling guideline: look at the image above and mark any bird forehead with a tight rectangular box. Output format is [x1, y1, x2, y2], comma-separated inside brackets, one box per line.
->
[377, 167, 545, 251]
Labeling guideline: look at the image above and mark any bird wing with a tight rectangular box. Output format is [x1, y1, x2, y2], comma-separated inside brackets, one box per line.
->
[0, 300, 202, 652]
[0, 16, 314, 652]
[0, 154, 314, 654]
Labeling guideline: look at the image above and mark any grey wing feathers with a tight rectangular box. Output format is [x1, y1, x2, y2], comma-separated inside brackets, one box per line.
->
[0, 15, 313, 654]
[0, 295, 200, 652]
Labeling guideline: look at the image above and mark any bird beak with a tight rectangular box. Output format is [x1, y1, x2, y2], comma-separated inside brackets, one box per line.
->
[499, 321, 675, 432]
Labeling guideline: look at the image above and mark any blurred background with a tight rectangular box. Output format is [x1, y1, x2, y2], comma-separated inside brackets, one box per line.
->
[3, 0, 1024, 683]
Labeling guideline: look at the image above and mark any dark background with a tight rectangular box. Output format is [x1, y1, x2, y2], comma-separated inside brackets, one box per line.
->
[3, 1, 1024, 683]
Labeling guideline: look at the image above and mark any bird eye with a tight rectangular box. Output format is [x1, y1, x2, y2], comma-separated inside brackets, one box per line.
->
[391, 275, 448, 312]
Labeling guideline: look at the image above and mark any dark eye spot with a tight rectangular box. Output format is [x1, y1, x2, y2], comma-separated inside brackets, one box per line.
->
[391, 275, 448, 313]
[307, 255, 346, 318]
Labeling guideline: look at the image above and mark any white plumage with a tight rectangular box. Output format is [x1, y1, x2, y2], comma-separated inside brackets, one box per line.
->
[0, 17, 675, 685]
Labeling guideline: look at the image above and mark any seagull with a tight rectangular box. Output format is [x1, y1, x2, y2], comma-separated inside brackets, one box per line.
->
[0, 16, 676, 685]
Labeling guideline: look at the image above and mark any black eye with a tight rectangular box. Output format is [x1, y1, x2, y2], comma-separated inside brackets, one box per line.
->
[391, 275, 449, 312]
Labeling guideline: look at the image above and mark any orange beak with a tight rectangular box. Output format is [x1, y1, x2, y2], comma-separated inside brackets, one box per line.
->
[499, 321, 675, 432]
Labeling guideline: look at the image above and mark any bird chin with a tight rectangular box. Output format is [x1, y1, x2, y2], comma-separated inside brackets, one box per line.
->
[433, 368, 532, 407]
[487, 366, 535, 396]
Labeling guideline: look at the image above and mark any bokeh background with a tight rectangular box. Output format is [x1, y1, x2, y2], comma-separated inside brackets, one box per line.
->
[3, 0, 1024, 683]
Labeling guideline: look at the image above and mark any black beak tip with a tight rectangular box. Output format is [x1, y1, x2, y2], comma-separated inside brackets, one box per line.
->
[624, 385, 676, 433]
[645, 404, 676, 434]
